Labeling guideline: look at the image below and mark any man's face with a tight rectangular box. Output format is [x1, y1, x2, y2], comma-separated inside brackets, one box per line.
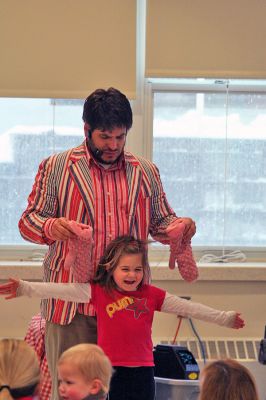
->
[85, 124, 127, 165]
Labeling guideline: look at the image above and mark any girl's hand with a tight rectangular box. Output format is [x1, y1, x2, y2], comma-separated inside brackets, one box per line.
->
[0, 278, 20, 300]
[233, 312, 245, 329]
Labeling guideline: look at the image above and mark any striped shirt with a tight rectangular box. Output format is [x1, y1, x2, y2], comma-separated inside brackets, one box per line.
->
[77, 149, 129, 315]
[86, 150, 129, 269]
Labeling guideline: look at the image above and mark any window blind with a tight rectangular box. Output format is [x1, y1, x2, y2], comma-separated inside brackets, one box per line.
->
[146, 0, 266, 79]
[0, 0, 136, 99]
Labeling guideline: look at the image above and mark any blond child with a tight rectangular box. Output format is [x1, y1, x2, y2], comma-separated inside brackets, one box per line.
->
[0, 236, 244, 400]
[0, 338, 40, 400]
[57, 344, 112, 400]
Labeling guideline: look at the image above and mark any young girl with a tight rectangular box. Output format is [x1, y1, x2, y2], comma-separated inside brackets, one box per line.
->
[57, 343, 112, 400]
[0, 236, 245, 400]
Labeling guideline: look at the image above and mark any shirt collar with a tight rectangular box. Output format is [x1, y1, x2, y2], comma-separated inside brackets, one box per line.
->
[82, 390, 107, 400]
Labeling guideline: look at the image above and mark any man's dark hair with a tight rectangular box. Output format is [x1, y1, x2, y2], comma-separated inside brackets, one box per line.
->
[82, 87, 133, 132]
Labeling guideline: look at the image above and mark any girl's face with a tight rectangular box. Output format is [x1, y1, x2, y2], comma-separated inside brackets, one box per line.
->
[113, 253, 144, 291]
[58, 362, 94, 400]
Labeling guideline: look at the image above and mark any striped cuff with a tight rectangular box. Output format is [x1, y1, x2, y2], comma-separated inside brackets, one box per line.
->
[43, 218, 57, 241]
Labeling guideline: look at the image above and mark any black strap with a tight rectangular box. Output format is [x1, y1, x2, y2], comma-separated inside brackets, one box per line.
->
[0, 382, 37, 398]
[0, 385, 10, 392]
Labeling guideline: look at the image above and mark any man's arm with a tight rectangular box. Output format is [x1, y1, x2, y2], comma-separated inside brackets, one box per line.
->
[18, 151, 77, 245]
[18, 157, 59, 245]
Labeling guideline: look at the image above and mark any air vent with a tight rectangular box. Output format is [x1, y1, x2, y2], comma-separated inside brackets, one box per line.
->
[158, 338, 261, 362]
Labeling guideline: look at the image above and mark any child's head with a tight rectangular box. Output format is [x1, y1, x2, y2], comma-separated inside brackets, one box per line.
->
[57, 343, 112, 400]
[0, 338, 40, 400]
[94, 235, 150, 292]
[199, 358, 259, 400]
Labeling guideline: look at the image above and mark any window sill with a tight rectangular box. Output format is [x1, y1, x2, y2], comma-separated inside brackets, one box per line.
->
[1, 261, 266, 282]
[151, 262, 266, 281]
[0, 261, 43, 280]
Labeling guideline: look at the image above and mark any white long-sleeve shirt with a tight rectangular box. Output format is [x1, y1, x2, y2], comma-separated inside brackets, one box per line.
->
[17, 280, 237, 328]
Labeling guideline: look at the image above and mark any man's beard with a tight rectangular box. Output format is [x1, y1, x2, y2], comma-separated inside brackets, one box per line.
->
[87, 139, 122, 165]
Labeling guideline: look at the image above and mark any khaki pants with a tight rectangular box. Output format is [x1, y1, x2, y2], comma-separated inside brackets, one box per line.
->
[45, 313, 97, 400]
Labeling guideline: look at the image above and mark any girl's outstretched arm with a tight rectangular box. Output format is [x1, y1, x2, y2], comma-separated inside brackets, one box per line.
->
[161, 292, 245, 329]
[0, 278, 91, 303]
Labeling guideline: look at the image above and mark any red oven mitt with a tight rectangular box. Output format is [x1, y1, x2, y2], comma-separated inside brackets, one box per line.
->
[64, 221, 93, 282]
[166, 220, 198, 282]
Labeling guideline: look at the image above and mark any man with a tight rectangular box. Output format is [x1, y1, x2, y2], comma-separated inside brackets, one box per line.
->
[19, 87, 197, 399]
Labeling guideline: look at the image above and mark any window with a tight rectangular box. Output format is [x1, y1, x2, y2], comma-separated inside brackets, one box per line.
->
[1, 81, 266, 264]
[149, 79, 266, 259]
[0, 98, 84, 246]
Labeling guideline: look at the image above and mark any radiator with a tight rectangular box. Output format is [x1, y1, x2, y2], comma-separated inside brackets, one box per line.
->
[155, 337, 266, 400]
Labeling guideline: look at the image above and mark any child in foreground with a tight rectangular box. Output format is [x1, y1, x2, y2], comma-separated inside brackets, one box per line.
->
[0, 236, 245, 400]
[57, 343, 112, 400]
[199, 358, 259, 400]
[0, 338, 40, 400]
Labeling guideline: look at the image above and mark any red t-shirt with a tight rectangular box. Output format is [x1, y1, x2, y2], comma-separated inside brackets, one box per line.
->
[91, 283, 166, 366]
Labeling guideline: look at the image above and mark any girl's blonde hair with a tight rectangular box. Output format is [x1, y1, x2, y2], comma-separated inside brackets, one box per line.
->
[0, 338, 40, 400]
[199, 358, 259, 400]
[94, 235, 150, 293]
[58, 344, 113, 395]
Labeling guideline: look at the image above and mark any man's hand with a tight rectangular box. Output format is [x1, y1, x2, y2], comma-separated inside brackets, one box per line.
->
[50, 218, 77, 241]
[0, 278, 20, 300]
[153, 217, 196, 243]
[176, 217, 196, 240]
